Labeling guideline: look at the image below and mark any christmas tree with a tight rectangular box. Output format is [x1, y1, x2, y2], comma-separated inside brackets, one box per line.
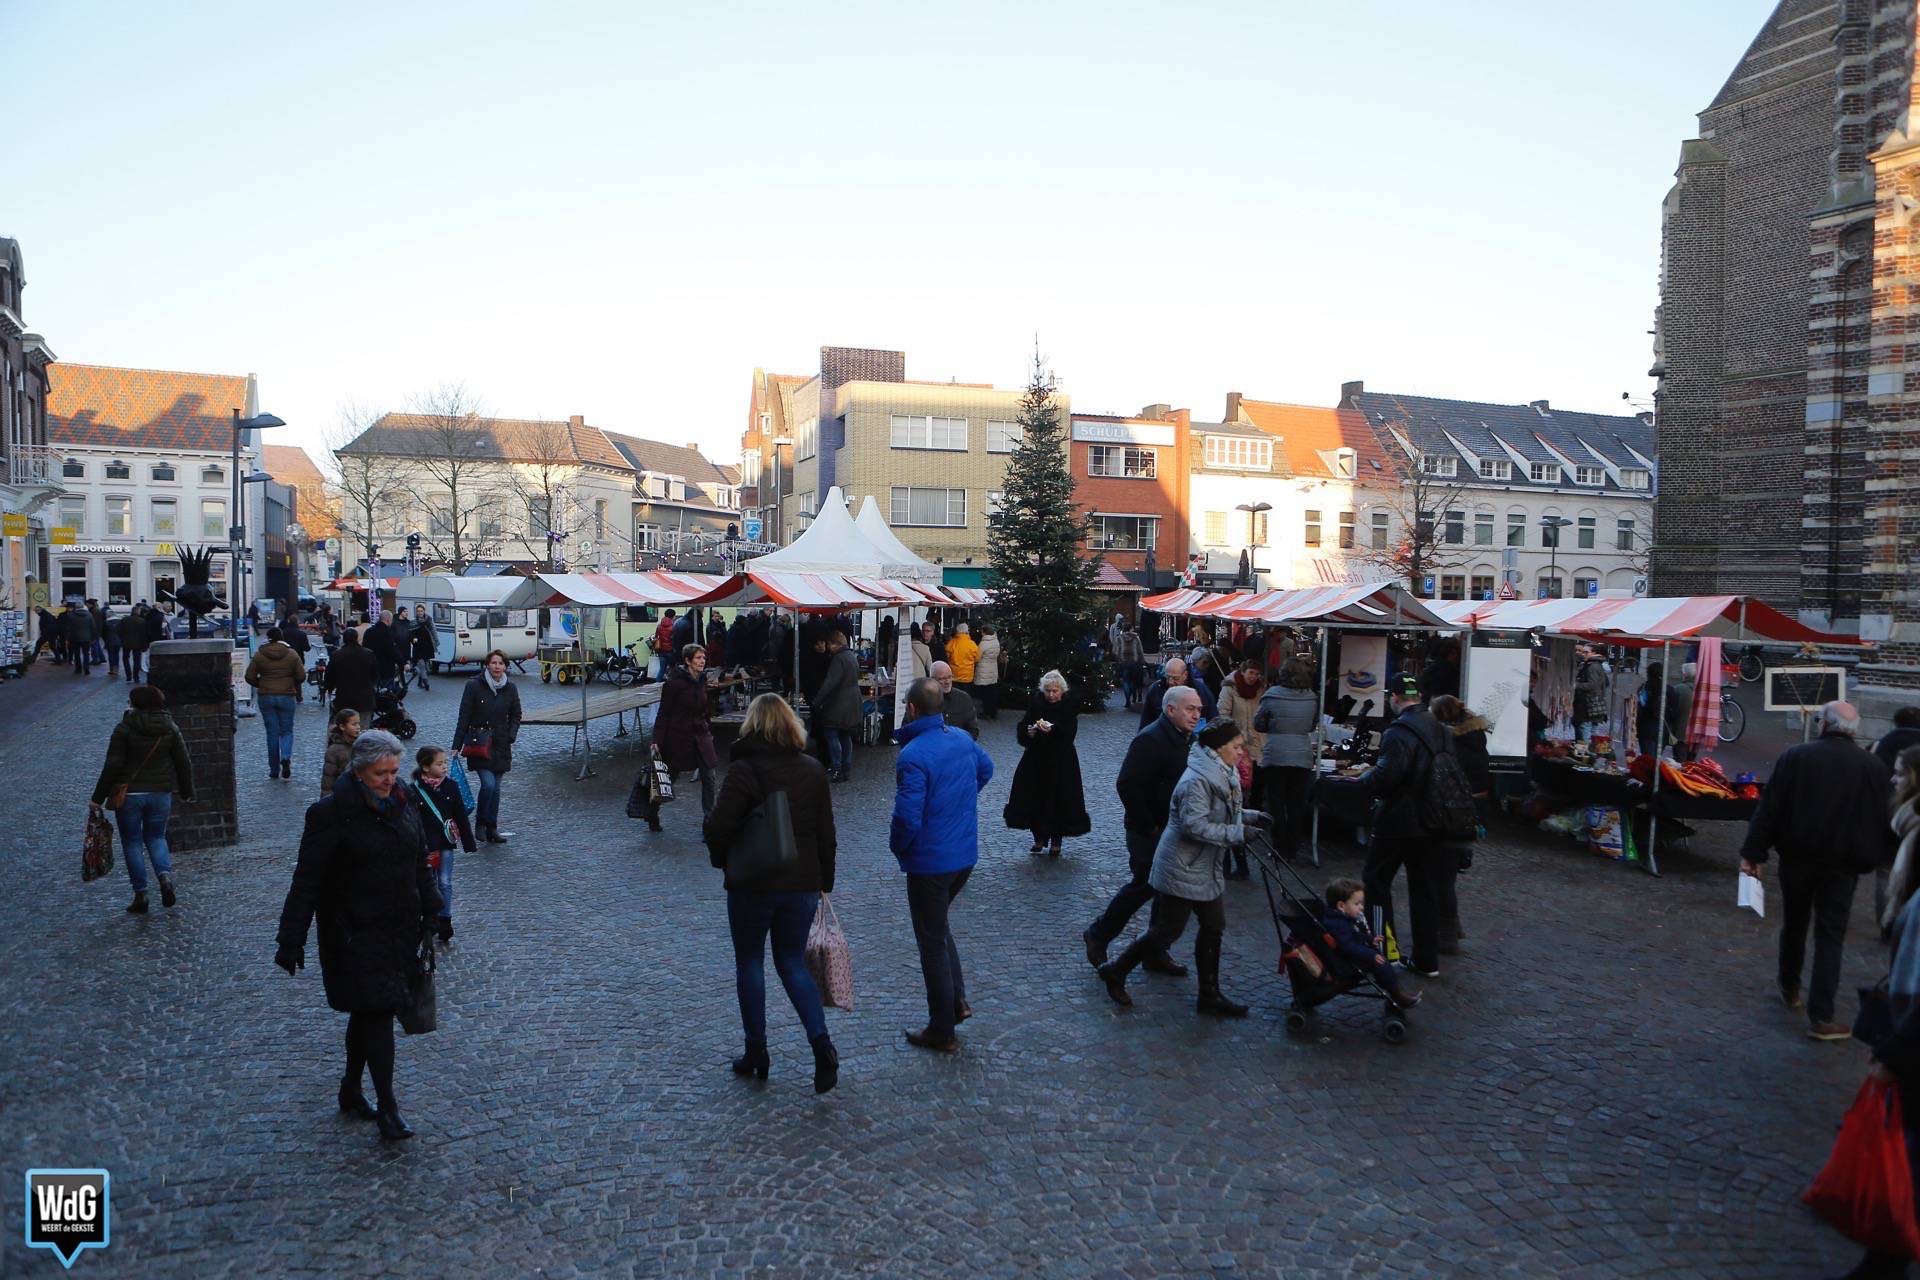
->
[985, 357, 1112, 709]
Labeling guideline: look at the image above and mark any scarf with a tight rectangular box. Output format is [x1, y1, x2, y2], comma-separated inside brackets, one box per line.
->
[1885, 798, 1920, 931]
[484, 669, 508, 693]
[1231, 671, 1263, 700]
[351, 773, 410, 822]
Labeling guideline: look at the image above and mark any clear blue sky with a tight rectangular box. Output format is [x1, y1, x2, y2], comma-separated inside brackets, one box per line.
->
[5, 1, 1770, 465]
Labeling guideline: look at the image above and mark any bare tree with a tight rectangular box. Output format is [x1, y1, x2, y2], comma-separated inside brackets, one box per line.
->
[501, 417, 580, 570]
[1360, 462, 1469, 596]
[327, 402, 405, 568]
[397, 383, 496, 570]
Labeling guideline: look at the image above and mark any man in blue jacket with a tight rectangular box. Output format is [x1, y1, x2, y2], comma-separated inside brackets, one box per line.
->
[891, 676, 994, 1053]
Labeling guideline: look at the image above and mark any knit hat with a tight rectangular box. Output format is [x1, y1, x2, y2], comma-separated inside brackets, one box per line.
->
[1198, 717, 1243, 751]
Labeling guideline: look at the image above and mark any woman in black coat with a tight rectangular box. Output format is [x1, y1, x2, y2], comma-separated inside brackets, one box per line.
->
[274, 728, 441, 1142]
[638, 644, 717, 832]
[452, 650, 522, 845]
[702, 693, 840, 1092]
[1003, 669, 1092, 857]
[324, 630, 378, 723]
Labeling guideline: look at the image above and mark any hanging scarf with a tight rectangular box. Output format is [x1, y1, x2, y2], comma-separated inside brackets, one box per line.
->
[351, 772, 410, 822]
[1231, 671, 1264, 700]
[484, 668, 508, 693]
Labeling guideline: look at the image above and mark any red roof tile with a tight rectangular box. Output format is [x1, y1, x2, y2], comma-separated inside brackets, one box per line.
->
[1234, 398, 1402, 480]
[48, 363, 252, 453]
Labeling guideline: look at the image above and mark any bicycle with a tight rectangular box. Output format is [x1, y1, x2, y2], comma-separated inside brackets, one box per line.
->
[1716, 690, 1745, 744]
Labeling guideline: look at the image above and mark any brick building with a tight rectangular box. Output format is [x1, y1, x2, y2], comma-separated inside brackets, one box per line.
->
[1068, 407, 1189, 592]
[1656, 0, 1920, 707]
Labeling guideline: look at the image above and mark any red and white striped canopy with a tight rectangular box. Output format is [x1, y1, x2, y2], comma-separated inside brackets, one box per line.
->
[1424, 594, 1869, 647]
[943, 586, 993, 606]
[687, 570, 945, 612]
[325, 576, 400, 592]
[507, 571, 728, 609]
[1141, 582, 1453, 628]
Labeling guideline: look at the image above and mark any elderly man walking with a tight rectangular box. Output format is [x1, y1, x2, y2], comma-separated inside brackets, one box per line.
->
[1084, 684, 1204, 975]
[930, 661, 978, 739]
[891, 677, 994, 1054]
[1138, 656, 1216, 727]
[1741, 701, 1893, 1040]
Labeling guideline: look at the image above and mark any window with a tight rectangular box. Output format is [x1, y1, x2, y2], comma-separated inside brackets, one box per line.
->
[201, 465, 224, 485]
[1541, 519, 1563, 549]
[1573, 575, 1599, 599]
[1471, 572, 1495, 600]
[1442, 510, 1465, 545]
[635, 524, 661, 552]
[1539, 575, 1564, 600]
[1421, 454, 1458, 477]
[1478, 458, 1513, 481]
[525, 497, 550, 539]
[890, 486, 967, 527]
[986, 491, 1006, 525]
[986, 420, 1022, 453]
[594, 499, 608, 540]
[1203, 436, 1272, 470]
[1338, 511, 1356, 549]
[1247, 510, 1269, 545]
[1616, 517, 1636, 551]
[742, 452, 762, 485]
[1440, 573, 1466, 601]
[477, 503, 504, 538]
[201, 499, 225, 539]
[889, 415, 967, 451]
[1530, 462, 1561, 484]
[1304, 510, 1321, 548]
[105, 496, 131, 537]
[61, 458, 83, 479]
[1577, 516, 1596, 549]
[1620, 468, 1651, 490]
[106, 560, 132, 605]
[1204, 511, 1228, 545]
[1087, 445, 1156, 479]
[57, 495, 86, 538]
[1575, 465, 1605, 486]
[1090, 514, 1159, 550]
[151, 498, 177, 537]
[1506, 513, 1526, 546]
[60, 561, 86, 601]
[150, 562, 178, 603]
[150, 463, 176, 483]
[795, 417, 819, 461]
[1370, 511, 1390, 550]
[796, 491, 815, 518]
[1473, 512, 1494, 546]
[105, 460, 131, 481]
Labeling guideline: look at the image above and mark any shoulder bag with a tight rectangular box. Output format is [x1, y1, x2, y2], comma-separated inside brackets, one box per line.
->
[398, 938, 437, 1035]
[724, 761, 799, 890]
[412, 780, 460, 851]
[106, 736, 166, 811]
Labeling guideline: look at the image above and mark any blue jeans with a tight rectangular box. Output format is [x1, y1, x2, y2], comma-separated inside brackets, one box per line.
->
[116, 792, 173, 892]
[726, 890, 827, 1044]
[906, 867, 972, 1037]
[474, 768, 502, 828]
[824, 728, 852, 775]
[258, 695, 297, 773]
[435, 847, 454, 918]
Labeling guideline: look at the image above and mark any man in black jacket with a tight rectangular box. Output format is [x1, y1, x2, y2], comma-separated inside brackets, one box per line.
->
[1319, 672, 1455, 979]
[1742, 701, 1893, 1040]
[1084, 685, 1205, 975]
[1137, 657, 1216, 728]
[363, 610, 400, 683]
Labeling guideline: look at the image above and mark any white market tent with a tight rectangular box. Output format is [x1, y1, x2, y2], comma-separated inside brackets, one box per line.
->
[852, 496, 944, 584]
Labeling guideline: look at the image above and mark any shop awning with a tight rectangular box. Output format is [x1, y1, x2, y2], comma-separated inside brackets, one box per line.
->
[1425, 594, 1873, 647]
[324, 576, 400, 592]
[502, 571, 729, 609]
[686, 570, 941, 611]
[1141, 581, 1450, 628]
[1091, 562, 1146, 593]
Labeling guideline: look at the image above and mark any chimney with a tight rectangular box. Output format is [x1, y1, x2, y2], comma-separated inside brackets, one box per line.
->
[1339, 380, 1364, 405]
[1138, 403, 1172, 421]
[686, 442, 701, 452]
[1530, 399, 1550, 415]
[568, 414, 584, 427]
[1225, 392, 1245, 422]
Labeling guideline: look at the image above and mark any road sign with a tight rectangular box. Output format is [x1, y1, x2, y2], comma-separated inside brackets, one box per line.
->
[743, 516, 763, 542]
[1586, 580, 1599, 598]
[1421, 574, 1436, 596]
[1633, 576, 1649, 597]
[1496, 580, 1516, 600]
[50, 526, 75, 546]
[2, 512, 25, 537]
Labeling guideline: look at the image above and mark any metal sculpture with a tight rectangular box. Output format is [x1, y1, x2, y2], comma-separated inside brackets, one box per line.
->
[175, 546, 226, 638]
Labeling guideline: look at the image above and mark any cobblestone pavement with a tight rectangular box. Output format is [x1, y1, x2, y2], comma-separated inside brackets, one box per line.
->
[0, 659, 1876, 1277]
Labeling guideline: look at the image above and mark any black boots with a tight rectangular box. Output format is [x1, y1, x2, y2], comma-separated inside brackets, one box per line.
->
[1140, 952, 1189, 978]
[338, 1076, 378, 1120]
[158, 874, 176, 908]
[811, 1034, 839, 1094]
[732, 1041, 770, 1080]
[376, 1107, 414, 1142]
[1096, 961, 1133, 1007]
[127, 892, 148, 914]
[1194, 935, 1249, 1018]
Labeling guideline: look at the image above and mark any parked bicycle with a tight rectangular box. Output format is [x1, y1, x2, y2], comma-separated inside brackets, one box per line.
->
[1717, 690, 1745, 744]
[594, 643, 647, 687]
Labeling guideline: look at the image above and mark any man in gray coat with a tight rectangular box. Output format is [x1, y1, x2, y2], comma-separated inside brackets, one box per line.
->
[811, 630, 864, 782]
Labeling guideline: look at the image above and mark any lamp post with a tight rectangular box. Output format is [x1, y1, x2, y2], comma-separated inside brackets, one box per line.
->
[229, 408, 285, 637]
[1235, 501, 1272, 587]
[1539, 515, 1573, 599]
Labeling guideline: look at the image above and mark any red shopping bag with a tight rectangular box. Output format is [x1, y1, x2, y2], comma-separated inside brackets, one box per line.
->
[1804, 1074, 1920, 1258]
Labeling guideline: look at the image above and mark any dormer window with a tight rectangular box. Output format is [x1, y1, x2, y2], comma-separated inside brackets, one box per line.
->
[1420, 454, 1457, 477]
[1332, 448, 1356, 478]
[1479, 458, 1512, 481]
[151, 463, 176, 483]
[1203, 436, 1271, 470]
[1620, 468, 1651, 490]
[1575, 465, 1605, 486]
[1529, 462, 1562, 484]
[105, 460, 131, 480]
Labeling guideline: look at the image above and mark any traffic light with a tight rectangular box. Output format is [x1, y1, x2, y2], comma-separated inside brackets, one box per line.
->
[406, 532, 421, 551]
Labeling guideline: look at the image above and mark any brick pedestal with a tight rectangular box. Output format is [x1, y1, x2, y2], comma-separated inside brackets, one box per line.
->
[147, 638, 237, 851]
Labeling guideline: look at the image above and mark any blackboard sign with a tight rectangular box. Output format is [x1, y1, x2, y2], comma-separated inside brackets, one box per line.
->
[1764, 666, 1845, 711]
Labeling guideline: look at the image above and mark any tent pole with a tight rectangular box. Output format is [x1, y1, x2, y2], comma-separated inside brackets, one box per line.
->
[575, 639, 595, 781]
[892, 605, 912, 732]
[1644, 638, 1669, 876]
[1310, 625, 1329, 868]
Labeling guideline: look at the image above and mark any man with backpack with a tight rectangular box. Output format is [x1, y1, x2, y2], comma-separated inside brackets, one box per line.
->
[1318, 671, 1478, 979]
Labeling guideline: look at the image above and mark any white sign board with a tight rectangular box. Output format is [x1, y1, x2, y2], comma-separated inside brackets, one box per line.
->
[1070, 419, 1177, 447]
[1464, 633, 1533, 758]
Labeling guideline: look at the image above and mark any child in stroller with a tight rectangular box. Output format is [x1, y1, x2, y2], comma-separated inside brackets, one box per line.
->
[369, 673, 418, 740]
[1320, 879, 1420, 1009]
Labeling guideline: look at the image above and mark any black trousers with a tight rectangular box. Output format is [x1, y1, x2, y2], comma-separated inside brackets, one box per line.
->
[1114, 893, 1226, 978]
[1088, 826, 1167, 953]
[978, 683, 1000, 719]
[907, 867, 971, 1038]
[1363, 837, 1441, 972]
[1779, 864, 1858, 1024]
[1257, 766, 1313, 858]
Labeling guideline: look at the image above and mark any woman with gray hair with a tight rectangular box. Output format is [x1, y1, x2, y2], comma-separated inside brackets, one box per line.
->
[275, 728, 442, 1143]
[1004, 669, 1090, 857]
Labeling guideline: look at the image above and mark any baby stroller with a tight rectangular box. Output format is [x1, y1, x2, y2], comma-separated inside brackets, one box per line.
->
[1242, 829, 1412, 1044]
[369, 674, 417, 740]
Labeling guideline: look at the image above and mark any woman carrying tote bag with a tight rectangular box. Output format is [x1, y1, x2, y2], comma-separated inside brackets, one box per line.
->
[702, 693, 841, 1093]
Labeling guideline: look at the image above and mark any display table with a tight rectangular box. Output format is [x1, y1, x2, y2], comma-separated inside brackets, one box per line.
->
[1527, 754, 1761, 876]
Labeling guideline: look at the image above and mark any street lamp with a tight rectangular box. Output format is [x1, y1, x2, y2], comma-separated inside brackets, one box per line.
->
[1235, 501, 1273, 587]
[1539, 516, 1573, 599]
[230, 409, 285, 639]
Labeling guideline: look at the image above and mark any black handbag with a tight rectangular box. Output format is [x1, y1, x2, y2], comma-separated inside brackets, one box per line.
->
[398, 939, 437, 1035]
[724, 787, 799, 890]
[1856, 979, 1893, 1048]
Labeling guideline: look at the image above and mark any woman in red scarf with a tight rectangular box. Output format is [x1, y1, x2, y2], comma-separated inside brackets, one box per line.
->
[1218, 661, 1267, 880]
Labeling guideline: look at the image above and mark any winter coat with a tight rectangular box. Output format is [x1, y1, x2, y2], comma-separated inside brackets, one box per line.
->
[1220, 677, 1266, 760]
[1149, 744, 1245, 902]
[942, 686, 979, 739]
[1741, 732, 1894, 874]
[946, 632, 980, 683]
[321, 726, 355, 797]
[101, 612, 121, 649]
[890, 713, 994, 875]
[974, 636, 1002, 687]
[1116, 714, 1193, 833]
[145, 608, 167, 644]
[410, 772, 475, 855]
[811, 647, 863, 732]
[705, 620, 727, 668]
[245, 641, 306, 698]
[1884, 797, 1920, 931]
[1876, 727, 1920, 774]
[1448, 715, 1494, 796]
[1113, 630, 1144, 665]
[1318, 703, 1454, 842]
[119, 613, 151, 653]
[454, 676, 524, 775]
[1319, 907, 1387, 974]
[653, 617, 677, 663]
[362, 622, 400, 681]
[703, 732, 839, 894]
[1004, 694, 1091, 838]
[911, 640, 932, 680]
[275, 774, 442, 1014]
[62, 608, 96, 646]
[671, 613, 695, 658]
[411, 619, 437, 661]
[324, 642, 378, 721]
[1139, 676, 1216, 728]
[1252, 685, 1318, 769]
[91, 709, 195, 805]
[651, 666, 715, 773]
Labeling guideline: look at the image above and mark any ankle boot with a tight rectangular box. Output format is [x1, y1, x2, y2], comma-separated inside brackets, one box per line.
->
[376, 1106, 414, 1142]
[811, 1033, 839, 1094]
[158, 874, 177, 908]
[1194, 934, 1248, 1018]
[127, 891, 148, 915]
[338, 1076, 378, 1120]
[732, 1041, 770, 1080]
